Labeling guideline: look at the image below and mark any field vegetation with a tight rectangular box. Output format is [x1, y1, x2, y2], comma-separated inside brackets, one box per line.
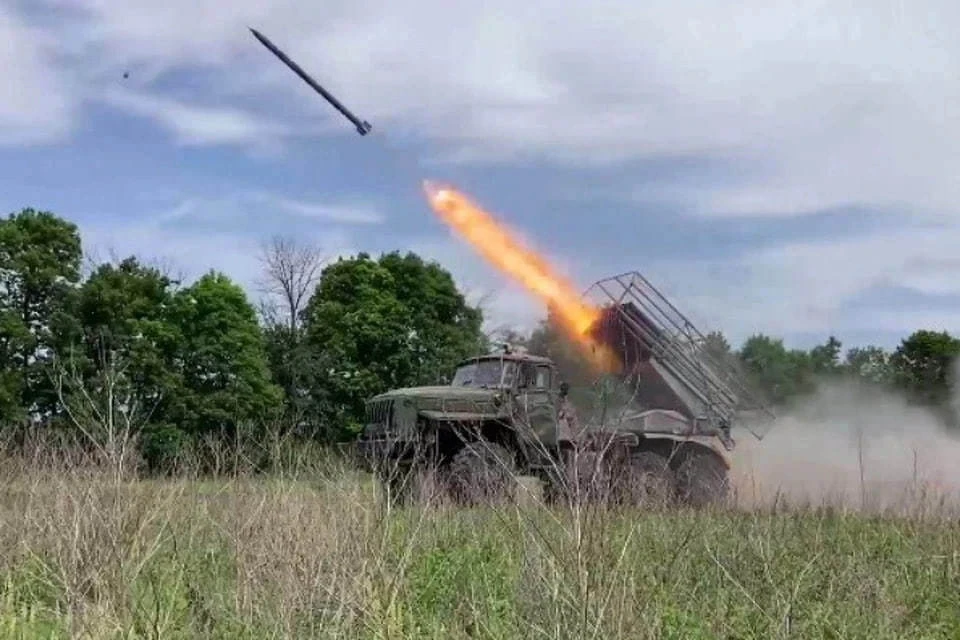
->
[0, 433, 958, 638]
[1, 207, 959, 637]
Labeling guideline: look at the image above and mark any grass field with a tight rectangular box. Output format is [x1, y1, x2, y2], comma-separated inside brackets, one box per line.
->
[0, 442, 958, 640]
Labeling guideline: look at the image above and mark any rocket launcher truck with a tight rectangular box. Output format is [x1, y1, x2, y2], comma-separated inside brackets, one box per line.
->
[355, 270, 776, 507]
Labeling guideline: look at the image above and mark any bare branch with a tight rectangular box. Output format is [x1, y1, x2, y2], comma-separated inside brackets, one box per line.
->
[255, 235, 327, 331]
[51, 341, 161, 481]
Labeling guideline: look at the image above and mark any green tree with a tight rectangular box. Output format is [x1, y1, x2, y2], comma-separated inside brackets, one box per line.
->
[378, 251, 486, 383]
[0, 208, 82, 421]
[64, 257, 182, 395]
[702, 330, 733, 361]
[303, 252, 485, 440]
[0, 313, 27, 424]
[738, 334, 816, 405]
[809, 335, 843, 376]
[843, 345, 892, 385]
[171, 271, 282, 440]
[53, 257, 187, 464]
[890, 330, 960, 420]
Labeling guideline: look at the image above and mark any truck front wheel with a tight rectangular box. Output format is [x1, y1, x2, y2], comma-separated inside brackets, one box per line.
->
[447, 441, 518, 506]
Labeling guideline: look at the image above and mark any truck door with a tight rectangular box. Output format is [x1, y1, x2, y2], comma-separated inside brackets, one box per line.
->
[517, 363, 559, 448]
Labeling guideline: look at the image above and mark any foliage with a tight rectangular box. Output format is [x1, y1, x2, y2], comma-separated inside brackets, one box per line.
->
[302, 252, 486, 440]
[64, 257, 182, 412]
[890, 330, 960, 426]
[739, 334, 817, 406]
[845, 345, 893, 385]
[0, 208, 82, 420]
[378, 251, 486, 381]
[169, 271, 283, 440]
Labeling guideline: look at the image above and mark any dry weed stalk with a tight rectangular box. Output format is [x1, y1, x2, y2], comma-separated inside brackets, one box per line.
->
[50, 342, 158, 482]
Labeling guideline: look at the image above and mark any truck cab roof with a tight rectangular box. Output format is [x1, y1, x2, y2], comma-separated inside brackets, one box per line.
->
[458, 351, 555, 367]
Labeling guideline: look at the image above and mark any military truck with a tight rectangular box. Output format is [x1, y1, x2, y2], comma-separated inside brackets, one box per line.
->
[354, 270, 775, 507]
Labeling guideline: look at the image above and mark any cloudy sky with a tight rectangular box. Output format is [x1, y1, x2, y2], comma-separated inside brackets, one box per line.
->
[1, 0, 957, 350]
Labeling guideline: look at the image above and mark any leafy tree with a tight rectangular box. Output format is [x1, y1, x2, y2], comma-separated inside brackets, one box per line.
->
[738, 334, 816, 405]
[703, 331, 733, 361]
[809, 335, 843, 376]
[63, 257, 182, 398]
[378, 251, 486, 383]
[261, 323, 326, 432]
[0, 208, 82, 421]
[843, 345, 892, 385]
[303, 252, 485, 440]
[0, 313, 27, 424]
[170, 271, 283, 440]
[890, 329, 960, 415]
[53, 257, 187, 464]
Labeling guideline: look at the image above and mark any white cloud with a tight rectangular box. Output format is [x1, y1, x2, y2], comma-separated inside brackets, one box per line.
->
[0, 5, 75, 145]
[97, 89, 292, 149]
[150, 191, 385, 228]
[261, 194, 385, 225]
[30, 0, 958, 218]
[9, 0, 960, 345]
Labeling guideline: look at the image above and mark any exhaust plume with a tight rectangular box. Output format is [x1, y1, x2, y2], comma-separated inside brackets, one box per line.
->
[423, 180, 616, 369]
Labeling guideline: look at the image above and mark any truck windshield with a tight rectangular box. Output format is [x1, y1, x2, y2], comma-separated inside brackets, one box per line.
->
[451, 359, 516, 387]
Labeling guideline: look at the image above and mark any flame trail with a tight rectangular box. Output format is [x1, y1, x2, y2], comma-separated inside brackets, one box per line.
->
[422, 180, 617, 370]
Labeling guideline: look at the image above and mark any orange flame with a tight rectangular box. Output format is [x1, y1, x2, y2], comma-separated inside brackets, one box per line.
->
[422, 180, 618, 371]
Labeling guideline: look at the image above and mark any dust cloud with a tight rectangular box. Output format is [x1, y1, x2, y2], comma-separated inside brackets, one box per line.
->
[729, 378, 960, 514]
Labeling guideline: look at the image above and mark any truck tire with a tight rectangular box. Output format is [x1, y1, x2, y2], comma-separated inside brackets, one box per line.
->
[544, 449, 613, 506]
[447, 441, 518, 506]
[675, 449, 729, 507]
[616, 450, 676, 506]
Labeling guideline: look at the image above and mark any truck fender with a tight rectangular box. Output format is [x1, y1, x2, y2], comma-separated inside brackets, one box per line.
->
[640, 433, 733, 469]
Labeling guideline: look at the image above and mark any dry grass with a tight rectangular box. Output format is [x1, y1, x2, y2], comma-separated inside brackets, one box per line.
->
[0, 441, 958, 639]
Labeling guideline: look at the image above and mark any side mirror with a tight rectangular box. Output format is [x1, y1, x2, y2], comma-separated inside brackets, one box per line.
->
[559, 382, 570, 397]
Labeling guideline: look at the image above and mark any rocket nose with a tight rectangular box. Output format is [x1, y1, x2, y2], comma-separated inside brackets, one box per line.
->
[422, 180, 439, 197]
[422, 180, 454, 208]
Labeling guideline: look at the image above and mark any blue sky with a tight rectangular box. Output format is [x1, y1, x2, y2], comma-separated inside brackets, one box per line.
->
[1, 0, 958, 352]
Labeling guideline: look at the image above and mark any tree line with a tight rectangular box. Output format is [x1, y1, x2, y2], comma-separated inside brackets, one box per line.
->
[1, 207, 958, 471]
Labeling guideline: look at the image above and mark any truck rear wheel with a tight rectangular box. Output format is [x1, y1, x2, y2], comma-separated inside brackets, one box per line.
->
[543, 449, 614, 506]
[675, 449, 730, 507]
[447, 441, 518, 506]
